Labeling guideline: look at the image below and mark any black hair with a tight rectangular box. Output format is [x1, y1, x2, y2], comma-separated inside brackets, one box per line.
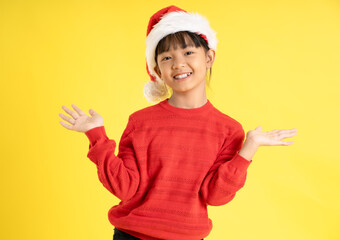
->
[154, 31, 213, 85]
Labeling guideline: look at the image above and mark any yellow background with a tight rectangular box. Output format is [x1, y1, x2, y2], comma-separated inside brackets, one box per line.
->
[1, 0, 339, 239]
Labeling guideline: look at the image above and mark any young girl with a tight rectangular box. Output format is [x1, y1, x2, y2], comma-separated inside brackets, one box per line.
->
[59, 5, 297, 240]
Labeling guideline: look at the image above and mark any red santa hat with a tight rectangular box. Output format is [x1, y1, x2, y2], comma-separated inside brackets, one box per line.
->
[143, 5, 218, 103]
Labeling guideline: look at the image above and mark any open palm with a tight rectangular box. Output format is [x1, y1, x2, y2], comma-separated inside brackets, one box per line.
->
[59, 104, 104, 133]
[246, 126, 298, 147]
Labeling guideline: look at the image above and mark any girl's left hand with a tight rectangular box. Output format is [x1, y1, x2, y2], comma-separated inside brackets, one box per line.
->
[246, 126, 298, 148]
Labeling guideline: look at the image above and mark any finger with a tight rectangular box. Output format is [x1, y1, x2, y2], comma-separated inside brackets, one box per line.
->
[265, 129, 280, 135]
[278, 128, 297, 133]
[263, 130, 279, 137]
[71, 104, 86, 116]
[59, 113, 76, 125]
[267, 128, 297, 136]
[61, 105, 79, 119]
[271, 140, 294, 146]
[281, 128, 298, 135]
[269, 128, 297, 133]
[275, 130, 298, 140]
[281, 141, 294, 145]
[59, 120, 74, 130]
[282, 128, 298, 133]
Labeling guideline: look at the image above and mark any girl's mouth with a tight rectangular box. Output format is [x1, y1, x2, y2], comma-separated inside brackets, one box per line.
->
[173, 72, 192, 80]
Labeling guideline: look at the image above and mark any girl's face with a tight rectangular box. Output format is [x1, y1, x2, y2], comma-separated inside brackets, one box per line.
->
[154, 40, 215, 96]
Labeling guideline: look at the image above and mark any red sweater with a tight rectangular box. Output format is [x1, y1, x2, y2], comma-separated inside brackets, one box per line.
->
[85, 98, 252, 240]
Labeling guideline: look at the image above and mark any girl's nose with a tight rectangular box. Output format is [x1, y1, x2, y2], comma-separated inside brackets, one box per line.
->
[172, 57, 186, 69]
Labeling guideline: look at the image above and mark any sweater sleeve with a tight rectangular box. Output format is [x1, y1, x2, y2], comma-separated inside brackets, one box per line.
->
[85, 116, 140, 201]
[199, 125, 252, 206]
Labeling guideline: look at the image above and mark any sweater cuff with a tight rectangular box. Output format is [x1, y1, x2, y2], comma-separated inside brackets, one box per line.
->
[85, 126, 108, 146]
[229, 152, 252, 171]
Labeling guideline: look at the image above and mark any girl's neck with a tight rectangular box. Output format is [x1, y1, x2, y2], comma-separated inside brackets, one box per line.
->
[167, 94, 207, 109]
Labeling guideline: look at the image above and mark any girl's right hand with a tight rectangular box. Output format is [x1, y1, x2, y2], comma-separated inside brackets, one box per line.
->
[59, 104, 104, 133]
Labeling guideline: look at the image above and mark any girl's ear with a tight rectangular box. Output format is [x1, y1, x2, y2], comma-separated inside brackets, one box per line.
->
[154, 66, 162, 79]
[206, 49, 216, 68]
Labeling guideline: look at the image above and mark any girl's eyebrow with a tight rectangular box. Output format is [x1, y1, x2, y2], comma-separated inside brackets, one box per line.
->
[158, 51, 170, 56]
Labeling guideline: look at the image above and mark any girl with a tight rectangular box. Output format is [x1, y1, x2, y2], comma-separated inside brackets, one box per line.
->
[58, 5, 297, 240]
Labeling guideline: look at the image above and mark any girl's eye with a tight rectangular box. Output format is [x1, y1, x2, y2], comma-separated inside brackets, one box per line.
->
[185, 51, 193, 55]
[162, 56, 171, 61]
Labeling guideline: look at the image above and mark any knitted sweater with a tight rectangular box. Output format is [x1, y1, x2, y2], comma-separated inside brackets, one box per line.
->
[85, 98, 253, 240]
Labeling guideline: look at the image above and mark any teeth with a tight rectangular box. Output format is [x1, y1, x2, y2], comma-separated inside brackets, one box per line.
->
[174, 73, 191, 79]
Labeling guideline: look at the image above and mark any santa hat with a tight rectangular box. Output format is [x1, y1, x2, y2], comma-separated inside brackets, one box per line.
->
[143, 5, 218, 103]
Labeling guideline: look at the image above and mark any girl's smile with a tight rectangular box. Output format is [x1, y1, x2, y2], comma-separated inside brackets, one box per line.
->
[173, 72, 192, 80]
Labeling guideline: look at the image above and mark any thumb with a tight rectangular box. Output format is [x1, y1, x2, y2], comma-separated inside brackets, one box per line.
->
[255, 126, 263, 131]
[89, 109, 96, 116]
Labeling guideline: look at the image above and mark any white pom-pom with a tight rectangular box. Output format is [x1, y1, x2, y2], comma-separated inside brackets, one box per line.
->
[143, 79, 170, 103]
